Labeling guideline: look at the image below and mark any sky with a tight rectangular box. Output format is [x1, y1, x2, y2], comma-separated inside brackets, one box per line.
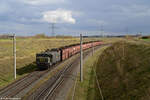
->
[0, 0, 150, 36]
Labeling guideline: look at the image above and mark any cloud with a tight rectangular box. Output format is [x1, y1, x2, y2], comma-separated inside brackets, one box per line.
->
[21, 0, 66, 5]
[72, 11, 84, 17]
[1, 0, 150, 35]
[42, 9, 76, 24]
[0, 2, 11, 14]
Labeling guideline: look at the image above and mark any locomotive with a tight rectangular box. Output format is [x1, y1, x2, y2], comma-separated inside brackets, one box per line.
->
[36, 41, 103, 69]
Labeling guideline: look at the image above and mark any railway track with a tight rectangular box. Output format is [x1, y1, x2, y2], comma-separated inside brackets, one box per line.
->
[25, 45, 105, 100]
[44, 58, 80, 100]
[0, 62, 62, 98]
[0, 44, 109, 99]
[25, 53, 80, 100]
[45, 48, 97, 100]
[35, 62, 74, 100]
[0, 71, 48, 98]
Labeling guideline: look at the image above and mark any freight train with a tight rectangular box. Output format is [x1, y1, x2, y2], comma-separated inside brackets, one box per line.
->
[36, 41, 103, 69]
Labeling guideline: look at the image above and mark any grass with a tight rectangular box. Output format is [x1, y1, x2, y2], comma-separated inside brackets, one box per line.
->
[0, 37, 110, 88]
[141, 38, 150, 41]
[68, 40, 150, 100]
[96, 41, 150, 100]
[68, 46, 109, 100]
[139, 38, 150, 44]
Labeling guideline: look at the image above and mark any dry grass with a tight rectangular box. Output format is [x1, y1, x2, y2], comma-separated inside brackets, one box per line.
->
[68, 46, 109, 100]
[0, 37, 108, 88]
[96, 41, 150, 100]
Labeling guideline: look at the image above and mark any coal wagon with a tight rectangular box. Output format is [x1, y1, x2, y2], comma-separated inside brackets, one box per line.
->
[36, 41, 103, 69]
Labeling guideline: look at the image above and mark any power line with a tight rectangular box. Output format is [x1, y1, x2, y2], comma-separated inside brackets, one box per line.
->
[50, 23, 57, 36]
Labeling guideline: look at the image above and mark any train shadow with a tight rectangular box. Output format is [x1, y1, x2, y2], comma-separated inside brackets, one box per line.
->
[16, 62, 38, 75]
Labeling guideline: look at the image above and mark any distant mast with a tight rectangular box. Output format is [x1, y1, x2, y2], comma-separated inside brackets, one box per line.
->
[126, 27, 129, 38]
[100, 25, 104, 37]
[51, 23, 56, 36]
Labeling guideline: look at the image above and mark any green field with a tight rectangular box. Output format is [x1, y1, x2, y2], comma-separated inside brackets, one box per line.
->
[140, 38, 150, 44]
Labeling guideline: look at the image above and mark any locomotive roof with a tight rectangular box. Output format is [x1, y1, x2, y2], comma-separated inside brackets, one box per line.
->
[36, 53, 52, 57]
[37, 48, 59, 54]
[51, 48, 60, 51]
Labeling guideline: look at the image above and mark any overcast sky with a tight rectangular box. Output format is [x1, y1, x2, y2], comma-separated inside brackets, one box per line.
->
[0, 0, 150, 36]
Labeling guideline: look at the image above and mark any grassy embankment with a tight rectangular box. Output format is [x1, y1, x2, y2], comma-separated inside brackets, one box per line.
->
[0, 37, 104, 88]
[96, 41, 150, 100]
[70, 40, 150, 100]
[67, 45, 109, 100]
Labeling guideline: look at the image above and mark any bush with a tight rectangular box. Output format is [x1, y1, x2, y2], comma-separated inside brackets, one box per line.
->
[34, 33, 47, 38]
